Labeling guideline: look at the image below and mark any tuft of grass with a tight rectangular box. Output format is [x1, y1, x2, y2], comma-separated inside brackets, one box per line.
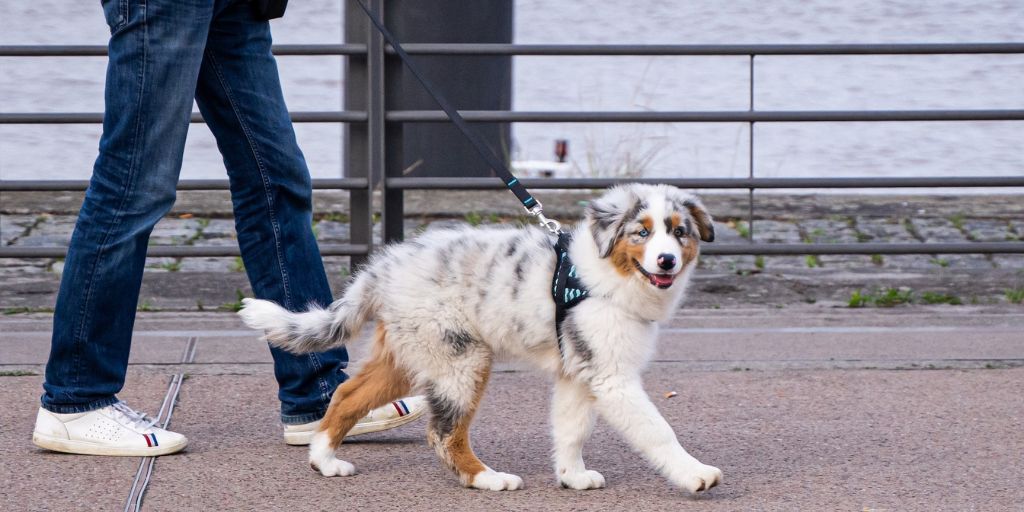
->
[754, 255, 765, 270]
[160, 260, 182, 272]
[849, 287, 914, 308]
[870, 254, 884, 266]
[488, 213, 502, 224]
[3, 307, 55, 315]
[948, 212, 966, 231]
[219, 289, 246, 312]
[320, 212, 350, 223]
[930, 258, 950, 268]
[0, 370, 38, 377]
[231, 256, 246, 273]
[464, 211, 483, 227]
[138, 300, 156, 312]
[733, 220, 750, 239]
[805, 255, 821, 268]
[1006, 288, 1024, 304]
[920, 291, 963, 305]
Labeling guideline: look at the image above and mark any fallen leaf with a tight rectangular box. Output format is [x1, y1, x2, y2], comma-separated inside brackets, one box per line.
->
[663, 391, 678, 399]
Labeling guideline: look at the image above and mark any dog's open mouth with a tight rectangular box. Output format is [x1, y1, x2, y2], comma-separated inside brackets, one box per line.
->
[633, 260, 675, 289]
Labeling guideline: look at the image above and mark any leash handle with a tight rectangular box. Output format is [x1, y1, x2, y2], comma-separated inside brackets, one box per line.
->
[354, 0, 560, 233]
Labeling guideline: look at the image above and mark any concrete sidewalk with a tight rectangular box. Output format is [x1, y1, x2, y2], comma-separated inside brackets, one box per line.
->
[2, 307, 1022, 511]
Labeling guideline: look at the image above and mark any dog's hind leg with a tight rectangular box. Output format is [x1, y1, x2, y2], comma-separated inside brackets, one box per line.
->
[551, 377, 605, 490]
[425, 355, 523, 491]
[309, 324, 412, 477]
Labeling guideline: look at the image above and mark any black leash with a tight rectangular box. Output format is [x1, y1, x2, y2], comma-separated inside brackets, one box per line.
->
[353, 0, 561, 235]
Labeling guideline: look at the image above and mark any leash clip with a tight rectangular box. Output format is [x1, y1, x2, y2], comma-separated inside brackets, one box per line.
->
[527, 202, 562, 235]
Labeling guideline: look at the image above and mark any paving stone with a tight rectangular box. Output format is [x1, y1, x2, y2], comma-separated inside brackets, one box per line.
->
[854, 217, 918, 242]
[992, 255, 1024, 269]
[752, 220, 802, 243]
[150, 218, 201, 245]
[314, 220, 350, 243]
[178, 257, 237, 272]
[910, 218, 966, 243]
[144, 256, 179, 271]
[962, 219, 1015, 242]
[0, 215, 40, 245]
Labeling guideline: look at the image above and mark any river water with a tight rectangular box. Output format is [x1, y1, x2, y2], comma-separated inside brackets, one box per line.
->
[1, 1, 1022, 191]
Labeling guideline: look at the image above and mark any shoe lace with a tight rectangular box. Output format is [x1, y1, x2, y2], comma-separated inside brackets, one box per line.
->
[110, 401, 157, 430]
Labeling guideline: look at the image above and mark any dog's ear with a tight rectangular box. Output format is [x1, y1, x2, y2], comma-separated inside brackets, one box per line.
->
[586, 187, 643, 258]
[672, 191, 715, 243]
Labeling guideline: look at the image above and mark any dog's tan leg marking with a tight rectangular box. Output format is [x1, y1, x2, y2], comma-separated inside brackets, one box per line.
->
[427, 364, 522, 490]
[310, 324, 411, 476]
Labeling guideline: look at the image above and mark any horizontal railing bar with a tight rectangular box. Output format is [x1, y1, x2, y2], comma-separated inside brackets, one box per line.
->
[0, 44, 368, 57]
[387, 176, 1024, 189]
[0, 111, 367, 124]
[0, 244, 369, 259]
[5, 176, 1021, 192]
[2, 242, 1019, 259]
[6, 109, 1022, 125]
[702, 242, 1024, 255]
[393, 42, 1024, 56]
[0, 178, 370, 192]
[386, 109, 1024, 123]
[4, 43, 1023, 57]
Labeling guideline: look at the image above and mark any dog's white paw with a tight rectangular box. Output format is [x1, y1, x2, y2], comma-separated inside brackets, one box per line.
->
[559, 469, 606, 490]
[311, 457, 356, 477]
[471, 470, 524, 491]
[677, 463, 722, 494]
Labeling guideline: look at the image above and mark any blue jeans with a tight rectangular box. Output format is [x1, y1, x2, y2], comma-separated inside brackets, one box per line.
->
[41, 0, 349, 424]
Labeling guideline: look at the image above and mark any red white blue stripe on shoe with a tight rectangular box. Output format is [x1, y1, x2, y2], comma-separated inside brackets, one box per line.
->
[142, 433, 159, 447]
[391, 400, 411, 416]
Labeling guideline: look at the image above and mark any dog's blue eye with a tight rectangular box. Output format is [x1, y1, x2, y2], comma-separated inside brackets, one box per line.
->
[638, 229, 649, 237]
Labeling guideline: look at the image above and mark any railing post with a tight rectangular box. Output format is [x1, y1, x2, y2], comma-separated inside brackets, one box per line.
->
[747, 54, 756, 242]
[380, 0, 404, 244]
[344, 0, 378, 268]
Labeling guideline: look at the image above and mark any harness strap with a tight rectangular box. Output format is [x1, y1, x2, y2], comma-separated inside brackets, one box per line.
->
[552, 232, 590, 352]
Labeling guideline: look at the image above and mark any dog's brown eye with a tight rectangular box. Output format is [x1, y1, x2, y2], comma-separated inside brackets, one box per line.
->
[674, 227, 685, 237]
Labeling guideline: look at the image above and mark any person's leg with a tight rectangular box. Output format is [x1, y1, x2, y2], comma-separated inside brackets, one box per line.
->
[41, 0, 216, 412]
[193, 0, 349, 424]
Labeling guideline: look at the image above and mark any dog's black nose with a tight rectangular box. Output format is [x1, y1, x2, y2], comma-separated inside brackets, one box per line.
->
[657, 253, 676, 270]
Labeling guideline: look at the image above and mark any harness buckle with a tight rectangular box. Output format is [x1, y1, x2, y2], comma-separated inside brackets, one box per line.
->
[526, 202, 562, 235]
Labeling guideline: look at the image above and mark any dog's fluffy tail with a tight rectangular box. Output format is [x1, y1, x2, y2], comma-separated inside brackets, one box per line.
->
[238, 272, 377, 354]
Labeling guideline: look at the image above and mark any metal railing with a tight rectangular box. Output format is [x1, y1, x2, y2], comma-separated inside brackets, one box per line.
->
[2, 7, 1023, 262]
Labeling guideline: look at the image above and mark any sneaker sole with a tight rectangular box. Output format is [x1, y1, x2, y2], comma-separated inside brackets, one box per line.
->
[32, 432, 188, 457]
[283, 407, 425, 446]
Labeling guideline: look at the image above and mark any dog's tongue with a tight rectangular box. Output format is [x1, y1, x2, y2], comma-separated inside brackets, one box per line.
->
[649, 273, 675, 288]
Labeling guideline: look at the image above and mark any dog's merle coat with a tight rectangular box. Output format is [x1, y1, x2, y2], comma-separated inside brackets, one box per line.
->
[240, 184, 723, 494]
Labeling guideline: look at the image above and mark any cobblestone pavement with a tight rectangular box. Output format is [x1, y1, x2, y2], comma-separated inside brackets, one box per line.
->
[2, 191, 1022, 311]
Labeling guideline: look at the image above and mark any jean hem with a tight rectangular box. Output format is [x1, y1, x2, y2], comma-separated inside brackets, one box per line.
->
[40, 395, 119, 415]
[280, 407, 328, 425]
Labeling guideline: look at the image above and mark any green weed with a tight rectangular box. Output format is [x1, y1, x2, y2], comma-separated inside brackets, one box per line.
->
[1006, 288, 1024, 304]
[920, 291, 962, 305]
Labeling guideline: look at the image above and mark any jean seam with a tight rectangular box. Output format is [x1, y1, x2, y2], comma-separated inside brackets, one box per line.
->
[67, 2, 148, 401]
[204, 49, 293, 310]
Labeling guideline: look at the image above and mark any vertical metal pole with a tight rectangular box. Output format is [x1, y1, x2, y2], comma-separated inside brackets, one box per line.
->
[747, 54, 755, 242]
[367, 0, 387, 246]
[382, 113, 405, 242]
[381, 0, 405, 243]
[345, 1, 372, 269]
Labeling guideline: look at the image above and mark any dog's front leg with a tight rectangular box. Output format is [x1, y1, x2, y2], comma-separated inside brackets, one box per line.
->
[551, 377, 605, 490]
[591, 376, 722, 494]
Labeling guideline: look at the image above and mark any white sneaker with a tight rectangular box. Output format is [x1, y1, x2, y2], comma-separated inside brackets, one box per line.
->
[283, 396, 427, 446]
[32, 401, 188, 457]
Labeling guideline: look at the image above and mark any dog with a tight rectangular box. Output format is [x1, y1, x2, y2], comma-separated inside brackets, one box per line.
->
[239, 184, 722, 493]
